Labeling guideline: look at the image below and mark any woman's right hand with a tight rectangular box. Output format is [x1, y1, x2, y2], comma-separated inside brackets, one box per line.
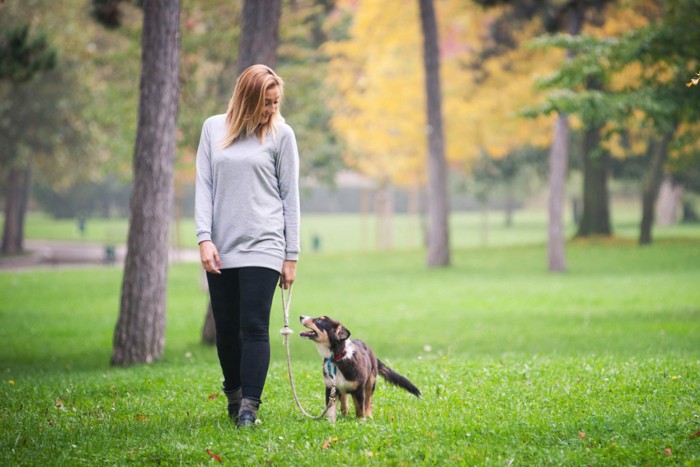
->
[199, 240, 221, 274]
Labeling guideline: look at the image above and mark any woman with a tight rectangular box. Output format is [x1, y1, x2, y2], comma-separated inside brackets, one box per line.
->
[195, 64, 300, 428]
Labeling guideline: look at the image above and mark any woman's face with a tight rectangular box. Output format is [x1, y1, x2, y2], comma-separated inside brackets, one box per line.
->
[261, 85, 280, 124]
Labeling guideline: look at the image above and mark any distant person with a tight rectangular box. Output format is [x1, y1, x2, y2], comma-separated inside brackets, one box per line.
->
[76, 214, 86, 237]
[195, 64, 301, 428]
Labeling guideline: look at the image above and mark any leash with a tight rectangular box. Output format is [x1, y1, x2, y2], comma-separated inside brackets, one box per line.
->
[280, 286, 336, 419]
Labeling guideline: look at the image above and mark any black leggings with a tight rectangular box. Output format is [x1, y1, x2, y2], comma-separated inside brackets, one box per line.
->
[206, 267, 279, 402]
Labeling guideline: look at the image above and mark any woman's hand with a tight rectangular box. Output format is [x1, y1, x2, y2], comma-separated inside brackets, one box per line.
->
[199, 240, 221, 274]
[279, 260, 297, 289]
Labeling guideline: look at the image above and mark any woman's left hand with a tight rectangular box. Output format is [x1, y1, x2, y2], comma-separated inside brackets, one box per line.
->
[280, 260, 297, 289]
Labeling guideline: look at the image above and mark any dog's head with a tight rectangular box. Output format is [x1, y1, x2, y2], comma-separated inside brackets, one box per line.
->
[299, 315, 351, 351]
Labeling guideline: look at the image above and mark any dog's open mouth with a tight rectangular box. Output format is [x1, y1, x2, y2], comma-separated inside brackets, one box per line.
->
[299, 330, 317, 339]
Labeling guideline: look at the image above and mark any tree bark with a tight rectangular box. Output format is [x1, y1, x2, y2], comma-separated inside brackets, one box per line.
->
[546, 1, 583, 272]
[419, 0, 450, 267]
[236, 0, 281, 74]
[112, 0, 180, 366]
[655, 175, 681, 226]
[1, 164, 31, 255]
[203, 0, 282, 345]
[547, 114, 569, 272]
[576, 123, 611, 237]
[374, 183, 394, 250]
[201, 300, 216, 345]
[639, 131, 673, 245]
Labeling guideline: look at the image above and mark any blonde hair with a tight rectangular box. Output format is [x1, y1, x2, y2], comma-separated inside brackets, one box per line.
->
[220, 64, 284, 147]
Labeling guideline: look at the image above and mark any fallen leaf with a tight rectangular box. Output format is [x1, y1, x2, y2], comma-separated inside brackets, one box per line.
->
[322, 437, 333, 449]
[208, 393, 220, 400]
[578, 432, 586, 439]
[664, 448, 672, 457]
[206, 449, 222, 462]
[56, 399, 65, 410]
[134, 414, 148, 422]
[9, 380, 14, 385]
[689, 430, 700, 439]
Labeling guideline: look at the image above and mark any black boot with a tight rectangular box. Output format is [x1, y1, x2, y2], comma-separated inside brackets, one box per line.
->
[224, 388, 242, 422]
[237, 398, 259, 428]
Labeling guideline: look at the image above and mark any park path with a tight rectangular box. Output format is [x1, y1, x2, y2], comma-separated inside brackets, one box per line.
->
[0, 239, 199, 271]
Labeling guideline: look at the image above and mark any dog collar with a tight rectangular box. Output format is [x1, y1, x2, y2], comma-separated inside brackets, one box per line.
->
[332, 350, 346, 362]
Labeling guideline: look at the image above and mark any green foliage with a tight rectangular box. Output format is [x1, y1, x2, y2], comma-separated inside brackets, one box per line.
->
[277, 0, 346, 184]
[1, 239, 699, 464]
[91, 0, 124, 29]
[0, 24, 56, 82]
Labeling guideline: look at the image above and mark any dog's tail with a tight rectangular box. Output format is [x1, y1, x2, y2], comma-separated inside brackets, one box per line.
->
[377, 359, 421, 397]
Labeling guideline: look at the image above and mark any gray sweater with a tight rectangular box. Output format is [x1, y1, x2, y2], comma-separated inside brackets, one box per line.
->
[195, 114, 300, 272]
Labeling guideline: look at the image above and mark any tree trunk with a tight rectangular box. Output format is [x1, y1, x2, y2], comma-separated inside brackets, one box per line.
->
[639, 131, 673, 245]
[112, 0, 180, 366]
[576, 124, 611, 237]
[419, 0, 450, 267]
[504, 185, 515, 228]
[1, 164, 31, 255]
[547, 114, 570, 272]
[374, 183, 394, 250]
[236, 0, 281, 74]
[201, 300, 216, 345]
[546, 2, 582, 272]
[655, 175, 681, 226]
[203, 0, 283, 345]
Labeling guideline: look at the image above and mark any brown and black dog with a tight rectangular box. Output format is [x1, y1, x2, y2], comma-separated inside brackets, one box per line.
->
[299, 315, 421, 422]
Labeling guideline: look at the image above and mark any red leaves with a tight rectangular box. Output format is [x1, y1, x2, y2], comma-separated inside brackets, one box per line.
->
[206, 449, 222, 463]
[322, 437, 340, 449]
[208, 392, 220, 400]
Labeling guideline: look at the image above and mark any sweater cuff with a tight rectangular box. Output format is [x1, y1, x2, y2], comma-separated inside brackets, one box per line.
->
[285, 252, 299, 261]
[197, 232, 212, 244]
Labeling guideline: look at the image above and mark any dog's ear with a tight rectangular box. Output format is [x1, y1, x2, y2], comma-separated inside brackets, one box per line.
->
[336, 325, 350, 341]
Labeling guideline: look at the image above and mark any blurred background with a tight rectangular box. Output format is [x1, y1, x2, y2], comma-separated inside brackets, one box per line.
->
[1, 0, 698, 260]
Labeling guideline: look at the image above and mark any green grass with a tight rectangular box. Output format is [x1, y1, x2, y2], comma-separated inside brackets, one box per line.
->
[19, 201, 699, 252]
[1, 236, 699, 465]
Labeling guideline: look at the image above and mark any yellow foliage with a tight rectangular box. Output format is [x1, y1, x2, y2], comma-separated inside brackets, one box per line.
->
[325, 0, 426, 187]
[325, 0, 658, 186]
[325, 0, 561, 186]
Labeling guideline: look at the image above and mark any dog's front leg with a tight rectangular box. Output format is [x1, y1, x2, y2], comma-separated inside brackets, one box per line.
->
[325, 386, 337, 423]
[340, 392, 349, 416]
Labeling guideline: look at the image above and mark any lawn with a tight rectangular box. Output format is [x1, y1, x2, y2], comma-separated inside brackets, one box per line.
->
[1, 230, 699, 464]
[20, 202, 700, 252]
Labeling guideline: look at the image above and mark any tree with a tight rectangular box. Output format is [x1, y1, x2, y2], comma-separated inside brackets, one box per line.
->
[536, 0, 700, 244]
[0, 24, 57, 255]
[419, 0, 450, 267]
[548, 3, 585, 272]
[625, 0, 700, 244]
[201, 0, 282, 345]
[236, 0, 281, 74]
[112, 0, 180, 366]
[475, 0, 624, 270]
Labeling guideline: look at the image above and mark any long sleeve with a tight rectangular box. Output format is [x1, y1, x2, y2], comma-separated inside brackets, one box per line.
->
[276, 125, 301, 260]
[194, 119, 213, 244]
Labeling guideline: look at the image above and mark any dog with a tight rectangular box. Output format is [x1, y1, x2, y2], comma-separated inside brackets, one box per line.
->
[299, 315, 421, 422]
